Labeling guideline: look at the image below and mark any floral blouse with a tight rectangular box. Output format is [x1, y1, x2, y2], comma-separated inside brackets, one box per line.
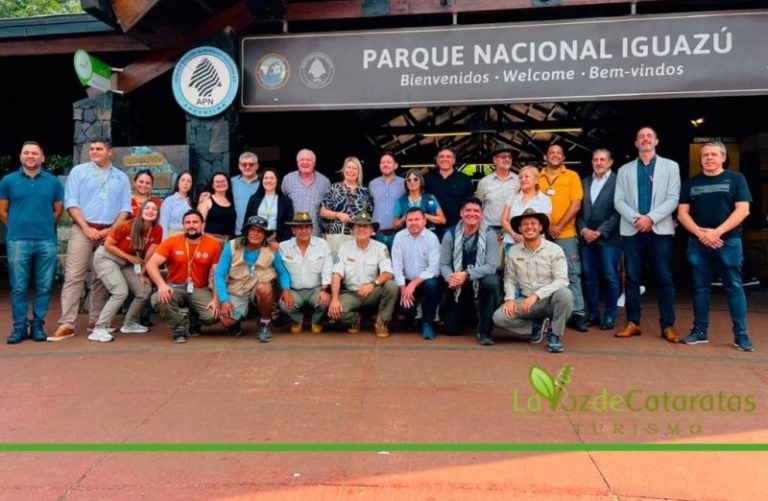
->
[321, 182, 373, 234]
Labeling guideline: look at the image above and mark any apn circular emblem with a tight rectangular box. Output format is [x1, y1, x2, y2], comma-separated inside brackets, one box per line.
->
[255, 53, 290, 90]
[299, 52, 335, 89]
[172, 46, 239, 117]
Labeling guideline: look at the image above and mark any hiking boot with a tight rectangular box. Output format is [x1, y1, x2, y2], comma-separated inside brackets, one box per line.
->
[257, 321, 273, 343]
[290, 320, 303, 334]
[6, 328, 26, 345]
[374, 318, 389, 338]
[311, 322, 323, 334]
[30, 325, 48, 343]
[347, 314, 361, 334]
[172, 330, 187, 344]
[734, 335, 755, 352]
[530, 317, 550, 344]
[547, 332, 564, 353]
[682, 330, 708, 345]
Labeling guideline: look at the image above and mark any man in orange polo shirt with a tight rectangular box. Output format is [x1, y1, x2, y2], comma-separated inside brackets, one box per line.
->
[539, 144, 587, 332]
[146, 209, 222, 343]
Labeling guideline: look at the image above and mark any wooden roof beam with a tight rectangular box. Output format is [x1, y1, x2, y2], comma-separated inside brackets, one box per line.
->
[0, 33, 149, 56]
[112, 0, 162, 33]
[115, 48, 182, 94]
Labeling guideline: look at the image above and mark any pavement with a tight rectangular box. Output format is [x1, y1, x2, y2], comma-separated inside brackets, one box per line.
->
[0, 284, 767, 500]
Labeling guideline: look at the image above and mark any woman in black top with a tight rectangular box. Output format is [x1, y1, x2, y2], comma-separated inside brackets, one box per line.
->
[244, 167, 294, 249]
[198, 171, 236, 245]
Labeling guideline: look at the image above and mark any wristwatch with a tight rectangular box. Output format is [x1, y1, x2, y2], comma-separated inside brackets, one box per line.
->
[373, 279, 381, 286]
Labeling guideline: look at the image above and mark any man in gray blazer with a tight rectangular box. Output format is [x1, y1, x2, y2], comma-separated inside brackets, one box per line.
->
[577, 149, 621, 331]
[613, 127, 681, 342]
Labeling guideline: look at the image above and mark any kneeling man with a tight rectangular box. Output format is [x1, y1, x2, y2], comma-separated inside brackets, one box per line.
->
[493, 209, 573, 353]
[329, 212, 397, 338]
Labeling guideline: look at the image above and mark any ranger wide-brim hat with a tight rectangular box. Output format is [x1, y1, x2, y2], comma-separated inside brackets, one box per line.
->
[242, 215, 272, 236]
[490, 143, 514, 158]
[285, 212, 314, 226]
[510, 208, 550, 235]
[347, 211, 380, 231]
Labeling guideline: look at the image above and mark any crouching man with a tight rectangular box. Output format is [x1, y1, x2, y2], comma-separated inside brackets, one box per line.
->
[492, 209, 573, 353]
[328, 212, 397, 338]
[278, 212, 334, 334]
[146, 209, 221, 343]
[215, 216, 291, 342]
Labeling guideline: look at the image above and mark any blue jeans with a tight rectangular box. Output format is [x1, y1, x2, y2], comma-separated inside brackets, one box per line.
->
[554, 237, 584, 316]
[687, 237, 747, 336]
[622, 233, 675, 329]
[7, 239, 58, 331]
[581, 243, 621, 320]
[398, 278, 440, 324]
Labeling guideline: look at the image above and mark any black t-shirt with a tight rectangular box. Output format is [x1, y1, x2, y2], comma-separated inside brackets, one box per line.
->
[679, 170, 751, 239]
[424, 169, 474, 228]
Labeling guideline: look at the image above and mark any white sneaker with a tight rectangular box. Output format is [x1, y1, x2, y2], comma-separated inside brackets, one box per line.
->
[87, 328, 114, 343]
[120, 323, 149, 334]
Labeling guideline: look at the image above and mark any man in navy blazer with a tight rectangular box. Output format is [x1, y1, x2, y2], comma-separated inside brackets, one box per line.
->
[576, 149, 621, 331]
[613, 127, 681, 342]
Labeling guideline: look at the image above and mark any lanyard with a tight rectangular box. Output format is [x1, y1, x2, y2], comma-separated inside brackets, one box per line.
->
[184, 238, 200, 281]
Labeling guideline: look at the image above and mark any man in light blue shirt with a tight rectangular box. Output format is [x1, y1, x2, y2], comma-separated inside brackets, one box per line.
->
[369, 151, 405, 249]
[49, 139, 132, 341]
[391, 207, 441, 339]
[231, 151, 261, 235]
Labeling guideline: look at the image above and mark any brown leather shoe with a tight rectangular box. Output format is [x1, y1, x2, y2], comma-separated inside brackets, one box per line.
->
[48, 326, 75, 342]
[290, 321, 303, 334]
[662, 327, 682, 343]
[615, 322, 641, 338]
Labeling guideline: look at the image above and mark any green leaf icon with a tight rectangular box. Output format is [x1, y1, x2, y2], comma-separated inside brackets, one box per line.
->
[529, 365, 559, 410]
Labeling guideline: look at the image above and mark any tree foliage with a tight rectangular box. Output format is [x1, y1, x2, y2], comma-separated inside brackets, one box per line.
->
[0, 0, 82, 19]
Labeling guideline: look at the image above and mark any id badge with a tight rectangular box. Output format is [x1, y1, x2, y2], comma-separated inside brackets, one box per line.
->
[133, 263, 142, 274]
[545, 188, 555, 196]
[186, 279, 194, 294]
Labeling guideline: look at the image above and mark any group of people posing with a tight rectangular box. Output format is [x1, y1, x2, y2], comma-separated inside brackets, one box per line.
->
[0, 125, 754, 353]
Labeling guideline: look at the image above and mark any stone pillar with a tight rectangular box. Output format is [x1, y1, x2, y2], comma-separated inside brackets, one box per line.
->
[186, 108, 238, 186]
[72, 91, 129, 164]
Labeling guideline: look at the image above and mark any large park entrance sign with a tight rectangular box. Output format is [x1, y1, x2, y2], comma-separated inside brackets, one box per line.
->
[241, 10, 767, 111]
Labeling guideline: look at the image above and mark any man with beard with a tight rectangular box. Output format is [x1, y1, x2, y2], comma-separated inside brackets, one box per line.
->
[215, 215, 291, 342]
[493, 209, 573, 353]
[146, 209, 222, 343]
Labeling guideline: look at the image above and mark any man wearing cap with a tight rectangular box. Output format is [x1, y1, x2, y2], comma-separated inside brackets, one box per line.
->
[493, 209, 573, 353]
[147, 209, 222, 344]
[476, 144, 520, 231]
[329, 212, 397, 338]
[279, 212, 334, 334]
[391, 207, 441, 340]
[439, 197, 499, 346]
[215, 215, 291, 342]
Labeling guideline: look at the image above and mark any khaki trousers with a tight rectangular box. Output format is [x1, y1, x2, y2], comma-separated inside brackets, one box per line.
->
[58, 225, 107, 328]
[151, 287, 217, 331]
[337, 281, 398, 324]
[91, 246, 151, 329]
[281, 286, 327, 324]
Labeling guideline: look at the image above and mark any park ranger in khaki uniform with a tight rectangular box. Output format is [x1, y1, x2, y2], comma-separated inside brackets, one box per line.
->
[278, 212, 334, 334]
[329, 212, 398, 338]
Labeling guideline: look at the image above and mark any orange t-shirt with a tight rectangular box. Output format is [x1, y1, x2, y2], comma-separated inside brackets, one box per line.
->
[539, 166, 583, 239]
[109, 221, 163, 257]
[154, 234, 222, 288]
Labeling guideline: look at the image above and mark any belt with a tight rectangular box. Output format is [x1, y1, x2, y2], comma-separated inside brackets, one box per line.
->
[378, 229, 397, 236]
[86, 222, 111, 230]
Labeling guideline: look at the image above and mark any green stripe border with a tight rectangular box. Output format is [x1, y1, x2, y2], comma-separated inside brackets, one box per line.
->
[0, 443, 766, 452]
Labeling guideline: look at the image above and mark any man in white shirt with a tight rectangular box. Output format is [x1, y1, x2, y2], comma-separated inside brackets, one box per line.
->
[278, 212, 334, 334]
[391, 207, 441, 340]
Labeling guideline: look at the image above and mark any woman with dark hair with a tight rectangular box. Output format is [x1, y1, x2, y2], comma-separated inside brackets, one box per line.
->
[159, 170, 196, 239]
[198, 171, 236, 245]
[130, 169, 162, 218]
[244, 167, 294, 248]
[393, 169, 446, 231]
[89, 200, 163, 342]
